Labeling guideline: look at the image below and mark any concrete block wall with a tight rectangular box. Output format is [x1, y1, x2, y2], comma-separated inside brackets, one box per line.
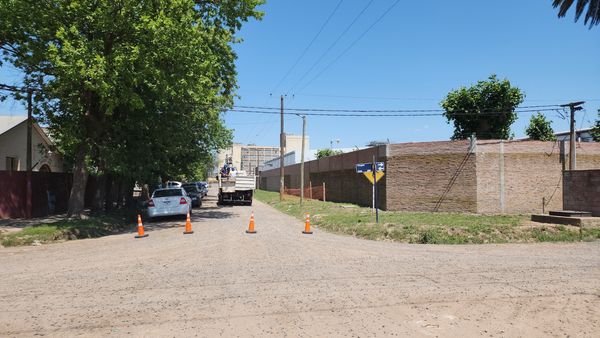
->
[563, 170, 600, 216]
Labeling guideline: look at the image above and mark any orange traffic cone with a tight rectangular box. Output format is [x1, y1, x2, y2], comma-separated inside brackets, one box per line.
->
[302, 213, 313, 234]
[246, 211, 256, 234]
[183, 211, 194, 234]
[135, 214, 148, 238]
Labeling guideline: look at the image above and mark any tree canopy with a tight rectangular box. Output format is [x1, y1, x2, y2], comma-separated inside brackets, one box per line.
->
[553, 0, 600, 28]
[526, 113, 556, 141]
[0, 0, 263, 215]
[440, 75, 525, 140]
[591, 111, 600, 142]
[316, 149, 343, 159]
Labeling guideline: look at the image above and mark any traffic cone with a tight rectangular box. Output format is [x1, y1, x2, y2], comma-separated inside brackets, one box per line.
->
[183, 211, 194, 234]
[246, 211, 256, 234]
[135, 214, 148, 238]
[302, 213, 313, 234]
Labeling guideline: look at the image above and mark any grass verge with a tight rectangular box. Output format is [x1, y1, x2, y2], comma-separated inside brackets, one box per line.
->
[0, 211, 131, 247]
[254, 190, 600, 244]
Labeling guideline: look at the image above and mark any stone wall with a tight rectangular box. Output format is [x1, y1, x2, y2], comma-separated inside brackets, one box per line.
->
[563, 170, 600, 216]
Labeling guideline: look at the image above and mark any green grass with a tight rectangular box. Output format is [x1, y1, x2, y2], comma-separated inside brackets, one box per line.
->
[254, 190, 600, 244]
[0, 212, 131, 247]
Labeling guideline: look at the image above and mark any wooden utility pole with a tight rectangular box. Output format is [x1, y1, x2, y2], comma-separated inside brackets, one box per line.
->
[299, 115, 306, 205]
[279, 95, 285, 201]
[26, 88, 33, 219]
[560, 101, 585, 170]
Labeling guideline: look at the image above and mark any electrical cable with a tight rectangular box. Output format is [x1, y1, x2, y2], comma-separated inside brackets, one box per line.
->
[269, 0, 345, 95]
[284, 0, 375, 95]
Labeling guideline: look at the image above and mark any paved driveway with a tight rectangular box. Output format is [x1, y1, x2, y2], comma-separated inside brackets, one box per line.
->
[1, 191, 599, 337]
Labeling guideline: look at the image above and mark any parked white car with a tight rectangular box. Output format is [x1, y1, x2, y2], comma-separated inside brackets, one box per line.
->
[165, 181, 182, 188]
[147, 188, 192, 219]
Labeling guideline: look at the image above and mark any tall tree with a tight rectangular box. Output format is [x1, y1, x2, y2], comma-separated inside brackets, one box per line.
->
[553, 0, 600, 28]
[440, 75, 525, 140]
[1, 0, 263, 216]
[526, 113, 557, 141]
[591, 110, 600, 142]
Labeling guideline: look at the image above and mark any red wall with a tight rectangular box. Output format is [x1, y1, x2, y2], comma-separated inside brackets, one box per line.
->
[0, 171, 72, 219]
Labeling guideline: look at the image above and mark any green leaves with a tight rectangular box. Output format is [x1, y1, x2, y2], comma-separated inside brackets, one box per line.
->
[1, 0, 263, 185]
[526, 113, 556, 141]
[440, 74, 525, 140]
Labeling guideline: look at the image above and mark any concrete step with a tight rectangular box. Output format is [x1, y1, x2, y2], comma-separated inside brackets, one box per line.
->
[549, 210, 593, 217]
[531, 214, 600, 228]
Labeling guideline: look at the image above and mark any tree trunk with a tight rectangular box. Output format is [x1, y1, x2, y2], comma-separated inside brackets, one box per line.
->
[67, 145, 88, 218]
[104, 173, 114, 211]
[91, 174, 107, 213]
[116, 179, 124, 209]
[125, 179, 136, 209]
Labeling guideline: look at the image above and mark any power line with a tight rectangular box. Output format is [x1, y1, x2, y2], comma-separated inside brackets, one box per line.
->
[226, 107, 563, 117]
[269, 0, 345, 95]
[284, 0, 375, 95]
[295, 0, 401, 94]
[233, 104, 561, 113]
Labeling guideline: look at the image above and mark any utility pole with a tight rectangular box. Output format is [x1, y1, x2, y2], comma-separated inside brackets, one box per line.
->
[298, 115, 306, 205]
[279, 95, 285, 201]
[26, 88, 33, 219]
[560, 101, 585, 170]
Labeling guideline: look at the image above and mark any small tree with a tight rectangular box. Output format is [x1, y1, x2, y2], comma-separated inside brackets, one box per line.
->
[526, 113, 556, 141]
[591, 111, 600, 142]
[316, 149, 343, 159]
[441, 75, 525, 140]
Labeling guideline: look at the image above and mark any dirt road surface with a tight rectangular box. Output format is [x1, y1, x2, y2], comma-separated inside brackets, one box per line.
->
[1, 189, 599, 337]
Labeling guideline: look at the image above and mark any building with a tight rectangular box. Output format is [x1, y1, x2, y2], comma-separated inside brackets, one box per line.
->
[216, 134, 309, 174]
[0, 115, 63, 172]
[259, 139, 600, 215]
[555, 128, 595, 142]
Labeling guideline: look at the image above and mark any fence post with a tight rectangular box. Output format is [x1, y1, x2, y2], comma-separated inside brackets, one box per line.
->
[309, 181, 312, 199]
[323, 182, 326, 202]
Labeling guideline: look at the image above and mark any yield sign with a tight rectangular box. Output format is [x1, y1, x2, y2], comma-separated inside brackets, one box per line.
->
[363, 171, 384, 185]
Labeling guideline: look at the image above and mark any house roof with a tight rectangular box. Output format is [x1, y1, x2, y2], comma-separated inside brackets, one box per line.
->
[0, 115, 27, 135]
[0, 115, 55, 146]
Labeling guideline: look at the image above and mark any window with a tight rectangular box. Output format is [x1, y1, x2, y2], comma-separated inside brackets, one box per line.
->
[5, 157, 18, 171]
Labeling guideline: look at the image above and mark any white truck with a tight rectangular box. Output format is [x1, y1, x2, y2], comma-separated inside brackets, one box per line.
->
[217, 168, 256, 206]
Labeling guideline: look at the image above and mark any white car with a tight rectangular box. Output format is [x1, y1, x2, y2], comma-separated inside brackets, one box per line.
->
[147, 188, 192, 219]
[165, 181, 182, 188]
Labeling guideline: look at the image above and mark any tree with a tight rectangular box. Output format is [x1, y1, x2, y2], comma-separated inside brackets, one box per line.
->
[553, 0, 600, 28]
[316, 149, 343, 159]
[526, 113, 557, 141]
[440, 75, 525, 140]
[591, 110, 600, 142]
[1, 0, 263, 216]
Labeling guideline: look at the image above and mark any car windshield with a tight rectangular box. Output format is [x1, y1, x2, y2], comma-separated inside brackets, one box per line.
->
[153, 189, 183, 197]
[182, 185, 199, 193]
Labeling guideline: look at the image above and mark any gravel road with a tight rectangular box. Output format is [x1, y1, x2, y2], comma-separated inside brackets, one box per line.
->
[1, 189, 599, 337]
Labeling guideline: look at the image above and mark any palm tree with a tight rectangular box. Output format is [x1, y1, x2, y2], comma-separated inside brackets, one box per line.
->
[553, 0, 600, 27]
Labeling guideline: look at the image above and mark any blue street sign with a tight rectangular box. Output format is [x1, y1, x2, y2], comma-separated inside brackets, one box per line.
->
[356, 162, 385, 173]
[356, 163, 372, 173]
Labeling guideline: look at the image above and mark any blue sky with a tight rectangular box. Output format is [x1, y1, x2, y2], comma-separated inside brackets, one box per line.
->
[2, 1, 599, 150]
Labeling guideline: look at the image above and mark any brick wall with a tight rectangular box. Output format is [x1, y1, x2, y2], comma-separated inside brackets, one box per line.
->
[259, 146, 386, 208]
[563, 170, 600, 216]
[385, 141, 477, 212]
[476, 141, 600, 214]
[259, 140, 600, 214]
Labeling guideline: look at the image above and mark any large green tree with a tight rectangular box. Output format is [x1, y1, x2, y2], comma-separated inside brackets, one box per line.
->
[526, 113, 557, 141]
[441, 75, 525, 140]
[591, 110, 600, 142]
[553, 0, 600, 28]
[1, 0, 262, 216]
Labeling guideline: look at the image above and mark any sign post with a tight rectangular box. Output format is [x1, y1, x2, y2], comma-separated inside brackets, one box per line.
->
[356, 160, 385, 223]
